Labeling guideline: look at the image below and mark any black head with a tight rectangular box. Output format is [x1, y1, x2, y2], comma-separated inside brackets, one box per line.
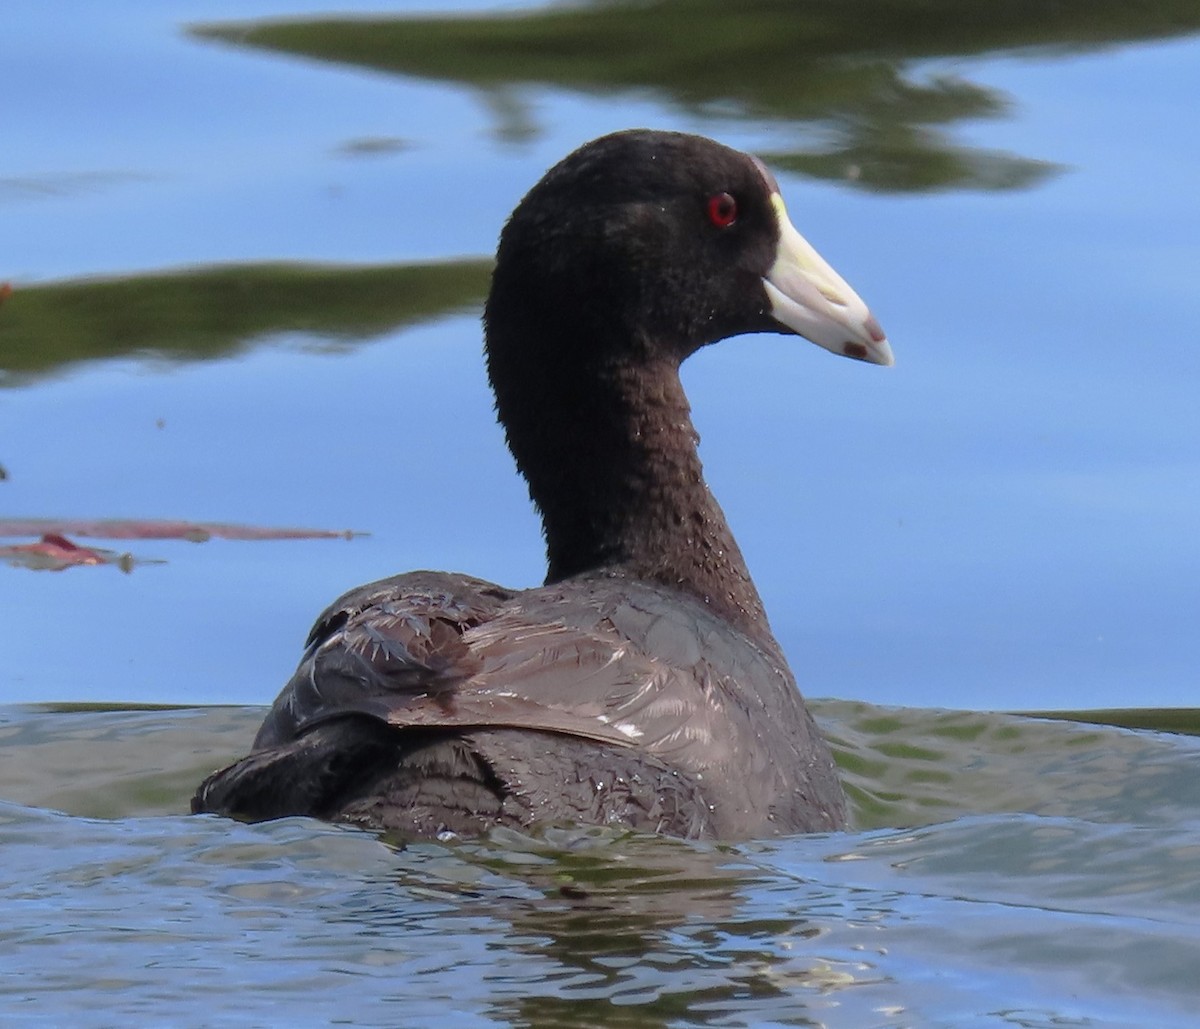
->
[485, 129, 891, 379]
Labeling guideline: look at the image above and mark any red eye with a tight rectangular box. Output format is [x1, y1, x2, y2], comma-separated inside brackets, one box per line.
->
[706, 192, 738, 228]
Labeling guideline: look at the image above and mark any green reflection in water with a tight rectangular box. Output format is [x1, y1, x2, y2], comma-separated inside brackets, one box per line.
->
[193, 0, 1200, 193]
[7, 700, 1198, 832]
[4, 697, 1197, 1026]
[0, 260, 493, 386]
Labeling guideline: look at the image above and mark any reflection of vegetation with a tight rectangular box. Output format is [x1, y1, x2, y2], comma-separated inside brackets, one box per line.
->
[0, 260, 493, 386]
[441, 830, 813, 1029]
[764, 134, 1054, 195]
[193, 0, 1200, 193]
[1028, 708, 1200, 737]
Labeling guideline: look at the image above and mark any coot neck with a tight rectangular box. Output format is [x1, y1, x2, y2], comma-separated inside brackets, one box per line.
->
[489, 328, 775, 645]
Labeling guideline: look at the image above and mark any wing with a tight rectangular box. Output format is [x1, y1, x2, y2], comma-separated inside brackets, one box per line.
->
[462, 576, 828, 789]
[252, 570, 515, 747]
[252, 570, 653, 752]
[203, 570, 841, 835]
[255, 571, 824, 791]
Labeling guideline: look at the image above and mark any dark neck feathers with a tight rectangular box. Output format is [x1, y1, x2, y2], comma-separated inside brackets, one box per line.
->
[487, 319, 774, 645]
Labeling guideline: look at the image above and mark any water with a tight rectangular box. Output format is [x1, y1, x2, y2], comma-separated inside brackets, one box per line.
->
[3, 1, 1200, 1024]
[3, 702, 1200, 1026]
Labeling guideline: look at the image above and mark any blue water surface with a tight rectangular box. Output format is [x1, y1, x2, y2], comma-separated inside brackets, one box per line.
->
[4, 3, 1197, 710]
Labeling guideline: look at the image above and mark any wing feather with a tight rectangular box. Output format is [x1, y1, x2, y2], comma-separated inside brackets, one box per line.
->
[250, 570, 822, 801]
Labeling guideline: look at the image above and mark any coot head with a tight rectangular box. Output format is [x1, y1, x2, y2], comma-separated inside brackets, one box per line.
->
[485, 129, 892, 377]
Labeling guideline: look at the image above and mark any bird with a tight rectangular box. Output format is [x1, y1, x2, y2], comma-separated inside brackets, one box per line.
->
[192, 129, 892, 841]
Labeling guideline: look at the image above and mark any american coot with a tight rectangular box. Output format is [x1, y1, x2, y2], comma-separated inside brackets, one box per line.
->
[193, 130, 892, 840]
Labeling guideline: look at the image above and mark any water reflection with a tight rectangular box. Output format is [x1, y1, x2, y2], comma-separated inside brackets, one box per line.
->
[11, 700, 1199, 833]
[391, 829, 831, 1028]
[193, 0, 1200, 192]
[6, 702, 1200, 1023]
[0, 260, 492, 386]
